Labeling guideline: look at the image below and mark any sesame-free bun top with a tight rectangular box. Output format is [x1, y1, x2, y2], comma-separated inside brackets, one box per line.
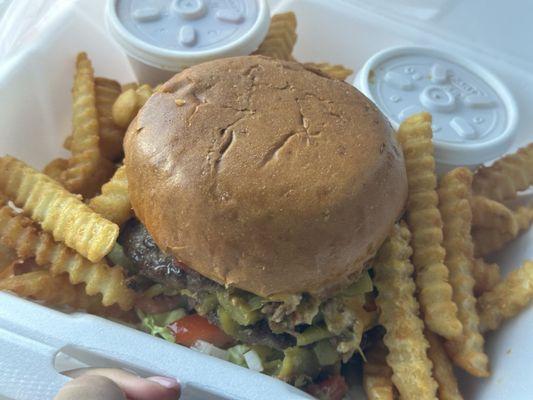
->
[124, 55, 407, 297]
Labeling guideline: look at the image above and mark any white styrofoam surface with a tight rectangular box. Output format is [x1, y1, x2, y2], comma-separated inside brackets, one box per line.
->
[0, 0, 531, 399]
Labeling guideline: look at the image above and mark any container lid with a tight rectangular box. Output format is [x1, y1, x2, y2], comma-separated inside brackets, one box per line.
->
[106, 0, 270, 70]
[354, 46, 519, 166]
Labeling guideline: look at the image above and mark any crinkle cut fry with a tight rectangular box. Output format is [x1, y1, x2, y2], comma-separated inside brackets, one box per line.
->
[43, 158, 69, 182]
[0, 243, 16, 273]
[95, 77, 124, 162]
[438, 167, 489, 377]
[60, 52, 115, 197]
[89, 165, 132, 226]
[363, 341, 395, 400]
[473, 204, 533, 257]
[374, 222, 437, 399]
[397, 112, 462, 339]
[470, 195, 518, 236]
[0, 270, 133, 320]
[0, 205, 134, 310]
[254, 12, 297, 61]
[111, 84, 153, 129]
[425, 331, 463, 400]
[472, 143, 533, 202]
[472, 258, 501, 297]
[478, 260, 533, 332]
[0, 156, 119, 263]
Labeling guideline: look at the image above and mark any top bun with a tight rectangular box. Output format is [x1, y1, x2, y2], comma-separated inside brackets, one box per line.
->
[124, 55, 407, 297]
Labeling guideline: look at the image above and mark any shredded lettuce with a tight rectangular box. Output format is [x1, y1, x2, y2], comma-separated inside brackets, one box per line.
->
[227, 344, 250, 367]
[137, 308, 186, 342]
[340, 271, 373, 297]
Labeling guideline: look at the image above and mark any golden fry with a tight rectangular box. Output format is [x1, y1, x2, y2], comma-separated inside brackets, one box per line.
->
[89, 165, 132, 225]
[472, 143, 533, 202]
[0, 205, 134, 310]
[0, 243, 16, 274]
[60, 52, 115, 197]
[470, 195, 518, 236]
[363, 341, 395, 400]
[43, 158, 69, 182]
[63, 134, 73, 150]
[438, 167, 488, 377]
[121, 82, 138, 92]
[426, 331, 463, 400]
[478, 260, 533, 332]
[0, 156, 119, 262]
[0, 270, 134, 320]
[254, 12, 297, 61]
[111, 84, 153, 129]
[304, 62, 353, 81]
[374, 223, 437, 399]
[472, 258, 500, 297]
[95, 77, 124, 161]
[397, 112, 461, 339]
[515, 203, 533, 231]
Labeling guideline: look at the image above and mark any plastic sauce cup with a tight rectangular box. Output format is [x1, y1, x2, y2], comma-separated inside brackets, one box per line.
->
[354, 46, 518, 173]
[106, 0, 270, 85]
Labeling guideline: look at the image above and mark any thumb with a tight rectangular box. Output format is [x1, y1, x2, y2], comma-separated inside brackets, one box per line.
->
[54, 374, 126, 400]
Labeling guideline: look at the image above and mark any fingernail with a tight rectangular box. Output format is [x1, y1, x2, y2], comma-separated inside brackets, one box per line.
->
[147, 376, 180, 389]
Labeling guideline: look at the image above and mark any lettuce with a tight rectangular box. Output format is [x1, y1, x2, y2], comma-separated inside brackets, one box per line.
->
[137, 308, 186, 342]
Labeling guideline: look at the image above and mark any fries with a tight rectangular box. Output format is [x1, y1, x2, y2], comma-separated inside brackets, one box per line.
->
[472, 143, 533, 202]
[43, 158, 69, 182]
[0, 270, 133, 320]
[95, 77, 124, 161]
[426, 331, 463, 400]
[0, 156, 119, 262]
[374, 223, 437, 399]
[472, 258, 501, 297]
[111, 84, 153, 129]
[60, 52, 115, 197]
[0, 205, 134, 310]
[363, 341, 395, 400]
[304, 62, 353, 80]
[473, 204, 532, 257]
[478, 260, 533, 332]
[470, 196, 518, 236]
[254, 12, 297, 60]
[0, 243, 16, 274]
[438, 167, 488, 377]
[397, 112, 461, 339]
[89, 165, 132, 225]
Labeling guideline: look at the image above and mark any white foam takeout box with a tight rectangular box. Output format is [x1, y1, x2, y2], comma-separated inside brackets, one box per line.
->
[0, 0, 531, 399]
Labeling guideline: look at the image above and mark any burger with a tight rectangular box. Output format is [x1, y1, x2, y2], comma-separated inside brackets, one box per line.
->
[119, 55, 407, 396]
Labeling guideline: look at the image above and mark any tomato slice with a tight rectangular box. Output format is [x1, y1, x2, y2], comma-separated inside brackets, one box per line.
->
[168, 314, 233, 348]
[306, 375, 349, 400]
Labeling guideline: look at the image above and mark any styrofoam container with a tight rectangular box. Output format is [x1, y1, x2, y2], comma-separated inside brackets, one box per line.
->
[0, 0, 531, 399]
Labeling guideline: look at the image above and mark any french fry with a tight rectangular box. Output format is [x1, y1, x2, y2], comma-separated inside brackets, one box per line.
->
[0, 156, 119, 262]
[470, 195, 518, 236]
[89, 165, 132, 225]
[111, 84, 153, 129]
[254, 12, 297, 61]
[438, 167, 489, 377]
[363, 341, 395, 400]
[426, 331, 463, 400]
[304, 62, 353, 81]
[374, 222, 437, 399]
[478, 260, 533, 332]
[63, 134, 73, 150]
[60, 52, 115, 197]
[472, 143, 533, 202]
[472, 204, 532, 257]
[0, 243, 16, 274]
[0, 270, 134, 320]
[397, 112, 462, 339]
[43, 158, 69, 182]
[95, 77, 124, 161]
[0, 205, 134, 310]
[472, 258, 501, 297]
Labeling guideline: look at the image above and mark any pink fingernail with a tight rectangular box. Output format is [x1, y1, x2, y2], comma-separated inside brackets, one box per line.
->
[147, 376, 180, 389]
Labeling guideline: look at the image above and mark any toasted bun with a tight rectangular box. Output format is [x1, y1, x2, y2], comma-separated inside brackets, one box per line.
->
[124, 56, 407, 297]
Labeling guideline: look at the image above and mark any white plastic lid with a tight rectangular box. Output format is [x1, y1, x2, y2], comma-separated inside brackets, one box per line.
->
[106, 0, 270, 71]
[354, 46, 519, 166]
